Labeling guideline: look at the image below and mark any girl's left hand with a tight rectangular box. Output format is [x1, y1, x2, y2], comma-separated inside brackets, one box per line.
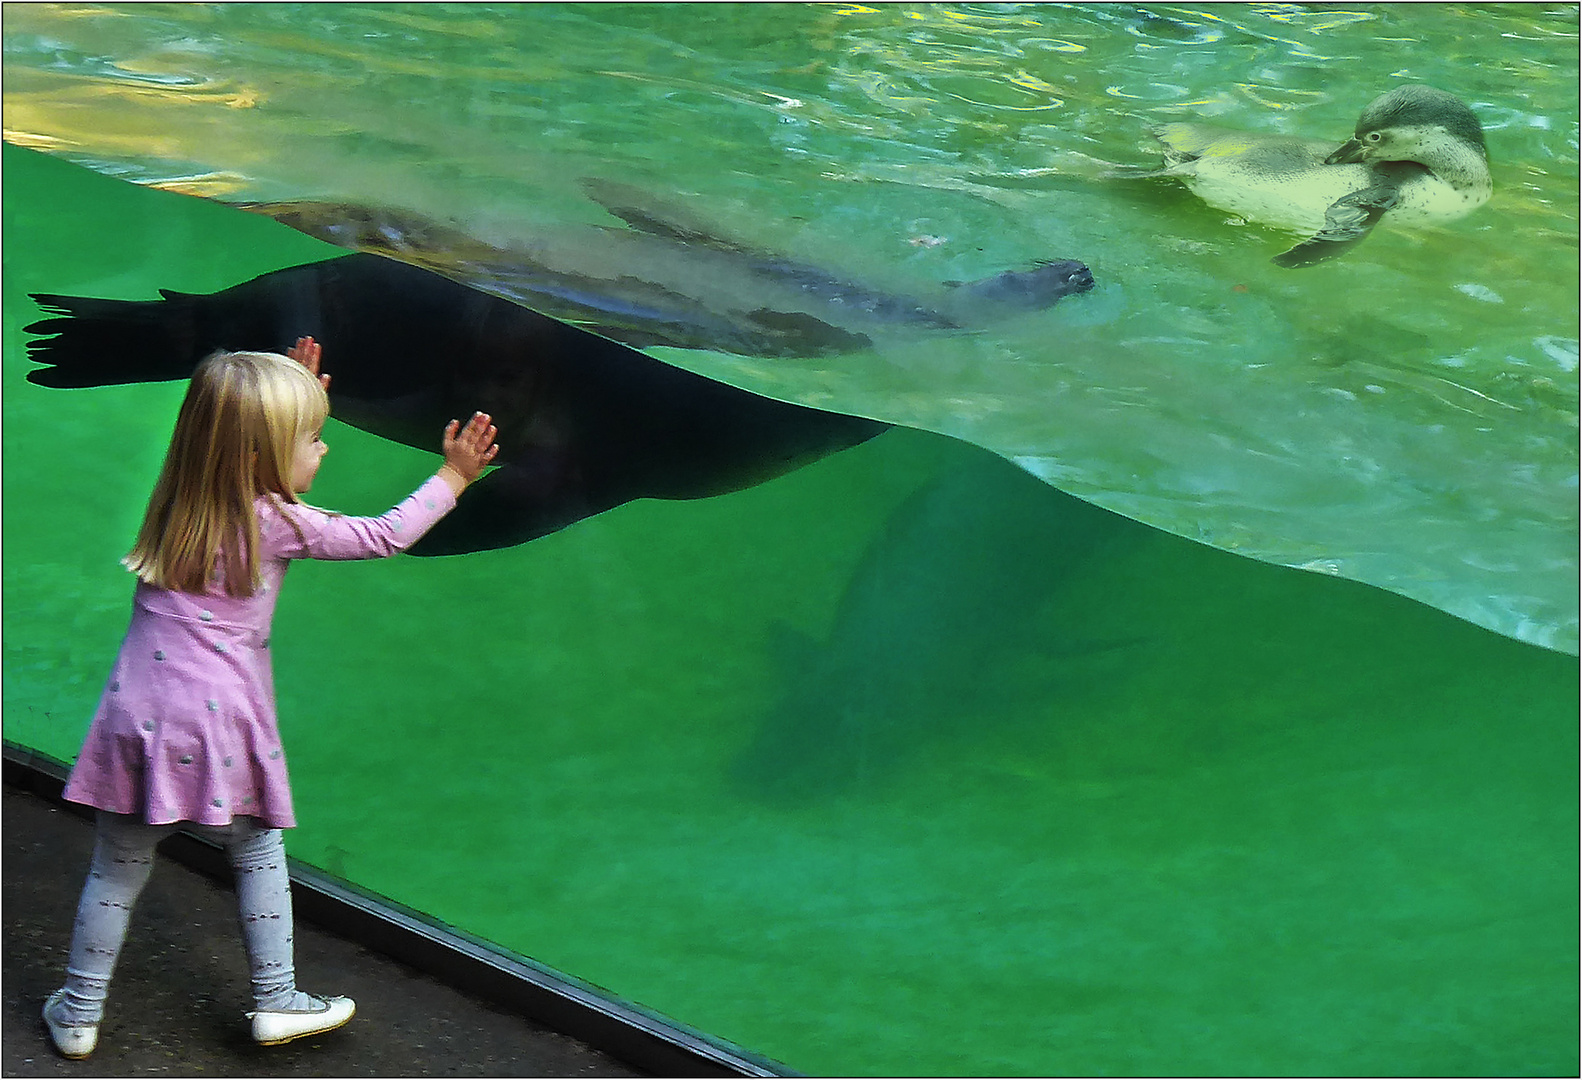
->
[286, 335, 332, 391]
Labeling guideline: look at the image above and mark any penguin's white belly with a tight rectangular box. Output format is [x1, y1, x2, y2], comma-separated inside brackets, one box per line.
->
[1181, 168, 1360, 234]
[1382, 174, 1492, 226]
[1182, 164, 1488, 234]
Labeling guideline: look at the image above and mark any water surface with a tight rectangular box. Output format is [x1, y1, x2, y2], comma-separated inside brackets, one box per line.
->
[4, 2, 1577, 650]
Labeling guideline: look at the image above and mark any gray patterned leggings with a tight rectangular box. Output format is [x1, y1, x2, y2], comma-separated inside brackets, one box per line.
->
[56, 811, 308, 1025]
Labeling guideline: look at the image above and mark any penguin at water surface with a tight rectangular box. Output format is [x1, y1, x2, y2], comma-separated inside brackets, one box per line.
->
[1126, 85, 1492, 267]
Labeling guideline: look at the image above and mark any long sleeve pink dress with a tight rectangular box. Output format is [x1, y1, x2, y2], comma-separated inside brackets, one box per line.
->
[62, 475, 457, 828]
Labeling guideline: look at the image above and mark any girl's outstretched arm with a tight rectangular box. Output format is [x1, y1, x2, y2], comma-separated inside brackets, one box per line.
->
[260, 412, 497, 561]
[262, 475, 459, 562]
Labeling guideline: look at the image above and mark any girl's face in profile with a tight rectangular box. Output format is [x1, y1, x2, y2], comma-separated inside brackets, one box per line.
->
[290, 426, 327, 493]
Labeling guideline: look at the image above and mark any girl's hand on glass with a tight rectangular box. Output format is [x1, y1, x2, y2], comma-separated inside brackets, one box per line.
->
[439, 412, 500, 494]
[286, 335, 332, 391]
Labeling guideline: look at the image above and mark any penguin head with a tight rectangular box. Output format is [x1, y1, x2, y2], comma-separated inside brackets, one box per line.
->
[1325, 85, 1487, 166]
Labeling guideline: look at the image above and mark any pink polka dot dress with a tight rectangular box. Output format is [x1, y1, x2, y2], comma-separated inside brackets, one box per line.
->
[63, 475, 456, 828]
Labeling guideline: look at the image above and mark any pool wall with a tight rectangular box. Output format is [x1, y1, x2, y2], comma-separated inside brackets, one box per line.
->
[4, 144, 1577, 1077]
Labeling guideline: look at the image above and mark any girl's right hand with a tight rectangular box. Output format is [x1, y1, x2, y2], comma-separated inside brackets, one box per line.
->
[287, 335, 331, 391]
[438, 412, 500, 495]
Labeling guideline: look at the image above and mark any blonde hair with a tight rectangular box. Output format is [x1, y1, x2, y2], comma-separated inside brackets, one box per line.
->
[125, 350, 329, 596]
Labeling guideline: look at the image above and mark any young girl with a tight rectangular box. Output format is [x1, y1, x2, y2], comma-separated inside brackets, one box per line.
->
[43, 337, 499, 1058]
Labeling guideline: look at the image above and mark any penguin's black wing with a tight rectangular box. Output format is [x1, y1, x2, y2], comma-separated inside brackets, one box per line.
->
[1272, 164, 1417, 268]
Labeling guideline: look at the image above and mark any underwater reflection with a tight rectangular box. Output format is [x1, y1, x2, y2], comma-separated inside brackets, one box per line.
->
[231, 178, 1094, 358]
[733, 443, 1147, 801]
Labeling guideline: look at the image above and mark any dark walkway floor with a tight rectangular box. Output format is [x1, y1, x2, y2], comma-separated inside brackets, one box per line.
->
[3, 782, 645, 1078]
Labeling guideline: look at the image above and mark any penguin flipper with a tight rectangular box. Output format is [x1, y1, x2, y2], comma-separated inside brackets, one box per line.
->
[1272, 180, 1400, 269]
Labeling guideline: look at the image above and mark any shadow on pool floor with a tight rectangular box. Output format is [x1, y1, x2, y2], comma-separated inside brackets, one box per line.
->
[1, 782, 645, 1078]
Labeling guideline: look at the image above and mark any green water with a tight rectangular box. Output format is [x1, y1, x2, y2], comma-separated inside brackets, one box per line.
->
[3, 2, 1577, 651]
[4, 141, 1578, 1077]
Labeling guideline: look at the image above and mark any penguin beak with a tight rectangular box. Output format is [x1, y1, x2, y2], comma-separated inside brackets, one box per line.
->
[1326, 137, 1367, 165]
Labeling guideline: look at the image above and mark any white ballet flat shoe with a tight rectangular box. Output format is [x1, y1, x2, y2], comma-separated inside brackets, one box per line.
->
[249, 993, 355, 1046]
[43, 989, 99, 1060]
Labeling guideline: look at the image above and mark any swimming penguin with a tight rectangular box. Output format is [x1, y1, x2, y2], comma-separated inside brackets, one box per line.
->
[25, 253, 889, 555]
[1132, 85, 1491, 267]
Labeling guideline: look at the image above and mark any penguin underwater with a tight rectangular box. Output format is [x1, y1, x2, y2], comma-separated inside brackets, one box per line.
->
[1128, 85, 1492, 267]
